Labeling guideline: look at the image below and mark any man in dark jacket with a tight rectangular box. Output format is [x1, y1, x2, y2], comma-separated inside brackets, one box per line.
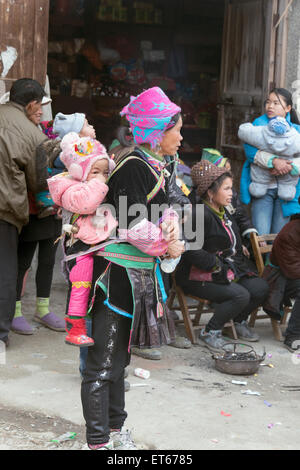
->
[270, 215, 300, 352]
[0, 78, 49, 346]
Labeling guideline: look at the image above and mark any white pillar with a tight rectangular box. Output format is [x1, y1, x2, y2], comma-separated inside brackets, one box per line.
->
[291, 39, 300, 116]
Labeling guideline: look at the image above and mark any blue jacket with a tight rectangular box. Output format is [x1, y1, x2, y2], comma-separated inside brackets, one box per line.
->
[239, 113, 300, 217]
[49, 154, 65, 177]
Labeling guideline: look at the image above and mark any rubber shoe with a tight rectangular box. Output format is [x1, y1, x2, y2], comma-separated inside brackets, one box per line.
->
[124, 380, 130, 392]
[82, 441, 114, 450]
[2, 336, 9, 348]
[169, 336, 192, 349]
[131, 347, 162, 360]
[65, 318, 94, 347]
[234, 321, 259, 342]
[198, 328, 231, 353]
[11, 316, 34, 335]
[110, 429, 137, 450]
[283, 337, 300, 353]
[34, 312, 65, 332]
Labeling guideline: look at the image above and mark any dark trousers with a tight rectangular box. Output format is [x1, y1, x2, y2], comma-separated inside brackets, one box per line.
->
[181, 276, 269, 331]
[0, 221, 18, 342]
[285, 278, 300, 338]
[81, 300, 131, 445]
[16, 237, 58, 300]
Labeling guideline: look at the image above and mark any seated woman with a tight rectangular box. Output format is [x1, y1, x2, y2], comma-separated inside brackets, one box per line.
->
[176, 160, 269, 353]
[201, 148, 258, 255]
[267, 214, 300, 353]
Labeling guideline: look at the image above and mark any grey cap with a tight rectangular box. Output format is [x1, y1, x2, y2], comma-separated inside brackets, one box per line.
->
[53, 112, 85, 138]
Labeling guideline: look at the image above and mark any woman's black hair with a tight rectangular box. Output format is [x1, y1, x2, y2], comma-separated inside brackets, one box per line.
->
[168, 112, 181, 128]
[116, 126, 134, 148]
[10, 78, 46, 107]
[116, 112, 182, 148]
[269, 87, 300, 125]
[201, 171, 232, 201]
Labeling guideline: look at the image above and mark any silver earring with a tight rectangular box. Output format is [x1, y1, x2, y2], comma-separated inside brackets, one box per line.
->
[155, 143, 162, 154]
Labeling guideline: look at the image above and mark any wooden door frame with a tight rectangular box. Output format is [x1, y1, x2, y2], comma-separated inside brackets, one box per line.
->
[216, 0, 290, 150]
[263, 0, 289, 107]
[0, 0, 49, 93]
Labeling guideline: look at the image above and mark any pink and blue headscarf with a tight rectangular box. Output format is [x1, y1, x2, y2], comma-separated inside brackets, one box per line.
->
[120, 87, 181, 149]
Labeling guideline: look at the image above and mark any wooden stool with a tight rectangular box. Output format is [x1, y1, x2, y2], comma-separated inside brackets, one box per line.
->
[249, 232, 291, 341]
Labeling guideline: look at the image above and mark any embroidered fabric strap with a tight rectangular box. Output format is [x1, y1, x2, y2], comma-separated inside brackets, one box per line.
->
[147, 171, 164, 202]
[108, 154, 165, 202]
[71, 281, 92, 288]
[155, 259, 168, 304]
[70, 213, 81, 225]
[96, 243, 155, 270]
[103, 298, 133, 319]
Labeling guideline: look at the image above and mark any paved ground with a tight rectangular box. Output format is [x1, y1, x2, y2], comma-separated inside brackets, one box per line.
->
[1, 249, 300, 450]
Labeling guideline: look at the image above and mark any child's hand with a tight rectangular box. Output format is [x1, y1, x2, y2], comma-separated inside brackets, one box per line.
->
[95, 174, 107, 184]
[56, 207, 62, 218]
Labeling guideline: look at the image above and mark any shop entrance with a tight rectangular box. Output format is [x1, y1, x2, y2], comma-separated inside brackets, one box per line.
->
[0, 0, 289, 174]
[47, 0, 225, 166]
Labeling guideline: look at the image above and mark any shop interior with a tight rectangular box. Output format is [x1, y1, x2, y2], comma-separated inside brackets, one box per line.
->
[47, 0, 225, 166]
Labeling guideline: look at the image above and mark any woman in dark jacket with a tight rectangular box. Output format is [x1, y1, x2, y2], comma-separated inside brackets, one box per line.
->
[201, 148, 258, 251]
[176, 160, 269, 353]
[81, 87, 184, 449]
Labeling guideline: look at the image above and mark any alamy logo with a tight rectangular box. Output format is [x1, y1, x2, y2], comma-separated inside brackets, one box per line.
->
[102, 198, 205, 251]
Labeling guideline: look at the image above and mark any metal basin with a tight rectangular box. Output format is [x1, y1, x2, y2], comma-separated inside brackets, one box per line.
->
[212, 343, 266, 376]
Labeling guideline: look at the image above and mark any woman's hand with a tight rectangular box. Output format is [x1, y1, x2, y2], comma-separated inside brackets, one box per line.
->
[271, 158, 292, 176]
[242, 245, 250, 258]
[166, 240, 185, 259]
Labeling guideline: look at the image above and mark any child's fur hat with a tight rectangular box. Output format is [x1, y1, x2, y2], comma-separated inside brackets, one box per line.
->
[60, 132, 115, 181]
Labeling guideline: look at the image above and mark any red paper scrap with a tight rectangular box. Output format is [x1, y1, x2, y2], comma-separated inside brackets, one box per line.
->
[221, 411, 231, 417]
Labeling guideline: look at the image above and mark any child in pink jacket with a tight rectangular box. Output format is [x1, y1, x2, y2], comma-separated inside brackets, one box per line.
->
[48, 133, 117, 347]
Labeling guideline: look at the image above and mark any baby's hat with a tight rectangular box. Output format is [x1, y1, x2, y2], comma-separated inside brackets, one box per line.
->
[53, 112, 86, 138]
[268, 116, 290, 135]
[60, 132, 115, 181]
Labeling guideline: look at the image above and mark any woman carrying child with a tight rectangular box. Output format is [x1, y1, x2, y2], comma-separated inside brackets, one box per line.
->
[239, 88, 300, 235]
[75, 87, 184, 450]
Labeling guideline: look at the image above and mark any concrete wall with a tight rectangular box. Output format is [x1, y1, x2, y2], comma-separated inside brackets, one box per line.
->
[286, 0, 300, 115]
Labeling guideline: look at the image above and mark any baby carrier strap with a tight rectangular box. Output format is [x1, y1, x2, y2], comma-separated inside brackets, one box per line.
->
[108, 147, 165, 202]
[96, 242, 155, 269]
